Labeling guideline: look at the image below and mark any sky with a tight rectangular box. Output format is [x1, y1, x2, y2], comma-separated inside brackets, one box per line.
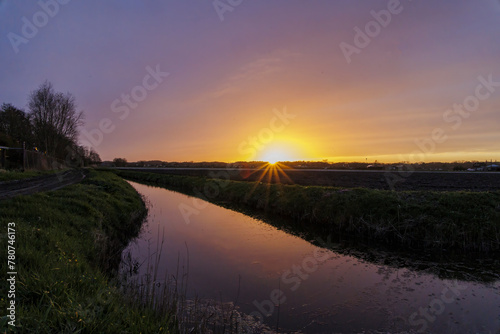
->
[1, 0, 499, 163]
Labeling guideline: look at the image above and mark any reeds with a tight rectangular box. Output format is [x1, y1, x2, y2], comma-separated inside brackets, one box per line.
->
[119, 226, 275, 334]
[114, 169, 500, 254]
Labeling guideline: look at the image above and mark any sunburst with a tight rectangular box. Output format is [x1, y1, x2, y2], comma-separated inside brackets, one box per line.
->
[243, 162, 294, 206]
[260, 147, 294, 165]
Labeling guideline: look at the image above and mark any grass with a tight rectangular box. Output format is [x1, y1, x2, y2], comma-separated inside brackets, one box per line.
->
[0, 169, 66, 182]
[112, 169, 500, 255]
[0, 169, 276, 333]
[119, 230, 262, 334]
[0, 169, 179, 333]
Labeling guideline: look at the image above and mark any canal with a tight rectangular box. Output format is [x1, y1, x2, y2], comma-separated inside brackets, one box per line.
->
[123, 181, 500, 333]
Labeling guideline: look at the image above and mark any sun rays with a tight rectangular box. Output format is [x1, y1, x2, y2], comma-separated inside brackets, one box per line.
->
[243, 162, 294, 206]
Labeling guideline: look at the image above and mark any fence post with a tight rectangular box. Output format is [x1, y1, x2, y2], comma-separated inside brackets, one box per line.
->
[0, 148, 5, 169]
[22, 142, 26, 172]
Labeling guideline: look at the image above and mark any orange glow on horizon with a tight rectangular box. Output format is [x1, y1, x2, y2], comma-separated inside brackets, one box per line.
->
[256, 139, 318, 164]
[260, 147, 294, 164]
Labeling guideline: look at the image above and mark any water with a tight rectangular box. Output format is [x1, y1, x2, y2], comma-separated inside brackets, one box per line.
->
[124, 181, 500, 333]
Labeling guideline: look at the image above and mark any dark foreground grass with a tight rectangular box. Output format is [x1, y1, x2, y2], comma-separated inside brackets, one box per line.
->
[113, 169, 500, 255]
[0, 169, 64, 182]
[0, 170, 177, 333]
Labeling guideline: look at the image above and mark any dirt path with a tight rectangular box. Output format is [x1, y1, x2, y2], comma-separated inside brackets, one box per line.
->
[0, 169, 88, 200]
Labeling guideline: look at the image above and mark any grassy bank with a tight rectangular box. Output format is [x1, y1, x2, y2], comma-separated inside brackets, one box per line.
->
[0, 169, 64, 182]
[113, 169, 500, 255]
[0, 170, 176, 333]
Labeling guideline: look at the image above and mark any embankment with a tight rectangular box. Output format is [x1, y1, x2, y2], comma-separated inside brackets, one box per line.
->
[114, 167, 500, 191]
[0, 170, 176, 333]
[114, 169, 500, 255]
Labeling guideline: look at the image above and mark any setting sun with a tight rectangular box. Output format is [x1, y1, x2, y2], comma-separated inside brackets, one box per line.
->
[259, 144, 297, 164]
[262, 150, 289, 164]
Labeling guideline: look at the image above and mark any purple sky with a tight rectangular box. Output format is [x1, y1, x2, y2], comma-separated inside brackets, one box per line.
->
[1, 0, 499, 162]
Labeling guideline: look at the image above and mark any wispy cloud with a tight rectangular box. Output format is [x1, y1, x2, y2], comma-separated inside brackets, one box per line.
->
[208, 50, 301, 98]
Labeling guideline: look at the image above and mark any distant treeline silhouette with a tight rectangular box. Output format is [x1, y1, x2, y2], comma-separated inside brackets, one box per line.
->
[106, 159, 498, 171]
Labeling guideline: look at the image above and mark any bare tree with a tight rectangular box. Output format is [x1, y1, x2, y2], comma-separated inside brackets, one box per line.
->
[28, 81, 84, 159]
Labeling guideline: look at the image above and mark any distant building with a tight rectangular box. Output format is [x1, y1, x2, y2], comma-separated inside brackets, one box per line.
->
[366, 164, 383, 170]
[487, 164, 499, 171]
[472, 162, 485, 171]
[100, 161, 114, 167]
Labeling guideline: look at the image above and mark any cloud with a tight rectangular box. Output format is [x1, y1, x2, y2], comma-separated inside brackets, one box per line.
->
[208, 50, 301, 99]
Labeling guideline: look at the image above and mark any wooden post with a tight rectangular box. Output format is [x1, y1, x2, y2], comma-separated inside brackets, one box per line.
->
[22, 142, 26, 172]
[0, 148, 5, 169]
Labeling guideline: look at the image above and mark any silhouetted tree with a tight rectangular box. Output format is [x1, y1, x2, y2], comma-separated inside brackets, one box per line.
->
[0, 84, 106, 170]
[0, 103, 34, 147]
[113, 158, 127, 167]
[88, 148, 101, 165]
[27, 81, 84, 159]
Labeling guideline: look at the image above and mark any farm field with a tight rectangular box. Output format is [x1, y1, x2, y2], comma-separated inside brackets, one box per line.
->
[115, 167, 500, 191]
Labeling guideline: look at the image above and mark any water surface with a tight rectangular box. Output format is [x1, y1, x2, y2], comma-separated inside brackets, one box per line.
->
[124, 181, 500, 333]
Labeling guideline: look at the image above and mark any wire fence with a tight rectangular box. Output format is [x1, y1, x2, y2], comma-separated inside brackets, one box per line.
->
[0, 147, 66, 171]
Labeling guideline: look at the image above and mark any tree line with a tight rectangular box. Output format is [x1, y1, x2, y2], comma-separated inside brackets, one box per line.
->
[0, 81, 101, 167]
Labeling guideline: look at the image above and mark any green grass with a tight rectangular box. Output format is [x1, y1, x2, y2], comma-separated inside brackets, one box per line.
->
[0, 169, 65, 182]
[113, 169, 500, 254]
[0, 170, 176, 333]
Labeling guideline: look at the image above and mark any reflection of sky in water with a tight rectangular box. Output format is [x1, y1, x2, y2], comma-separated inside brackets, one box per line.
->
[125, 181, 500, 333]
